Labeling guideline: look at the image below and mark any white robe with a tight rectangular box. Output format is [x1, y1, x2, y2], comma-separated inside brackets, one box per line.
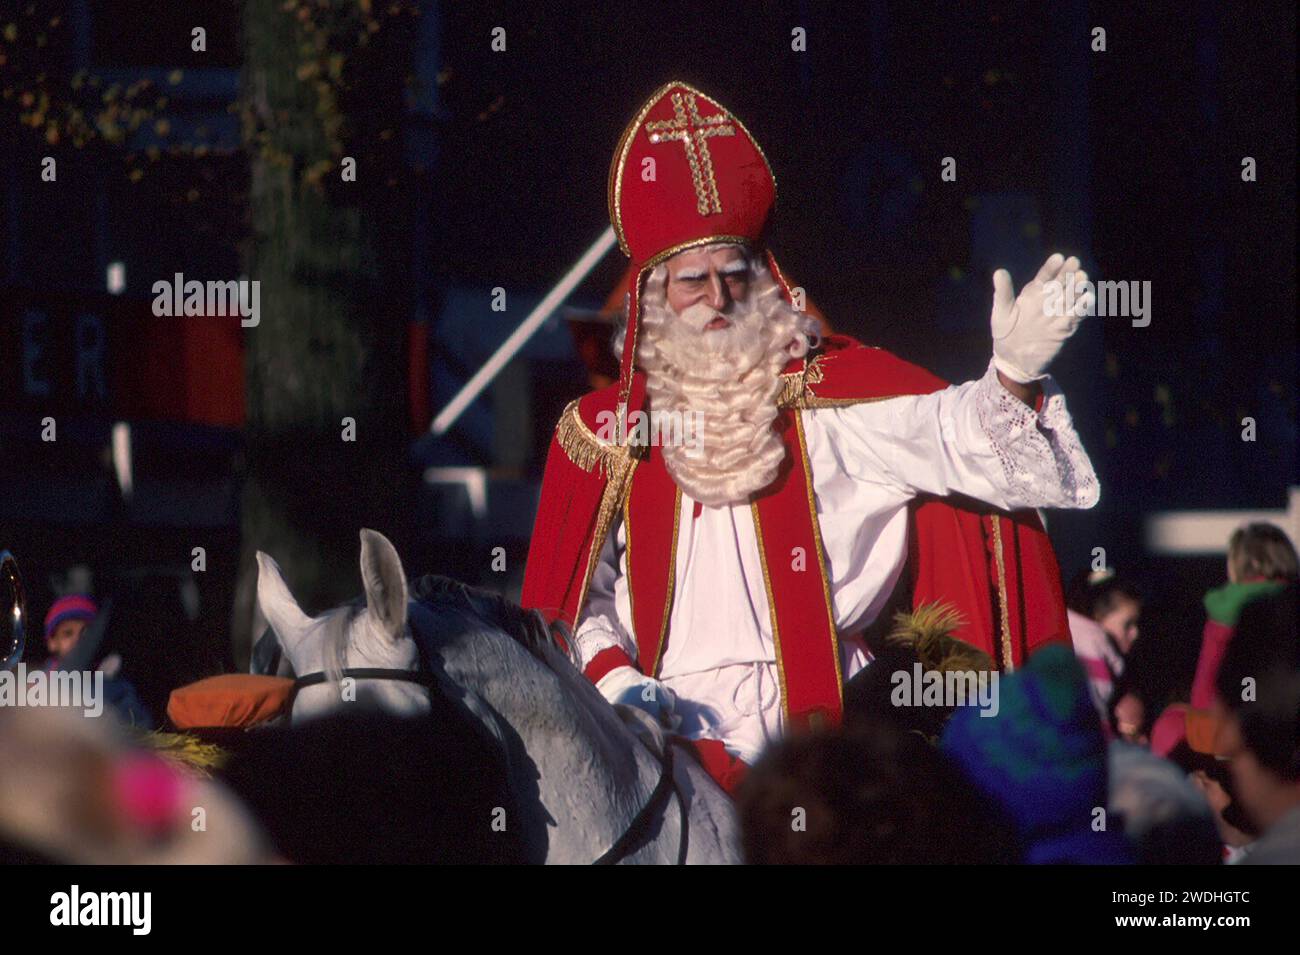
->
[573, 359, 1098, 763]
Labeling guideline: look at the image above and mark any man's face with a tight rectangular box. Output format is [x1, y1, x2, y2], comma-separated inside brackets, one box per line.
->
[640, 242, 799, 506]
[664, 245, 750, 324]
[1217, 704, 1299, 831]
[46, 619, 86, 659]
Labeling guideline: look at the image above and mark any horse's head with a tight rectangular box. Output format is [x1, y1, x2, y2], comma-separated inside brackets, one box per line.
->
[256, 529, 430, 721]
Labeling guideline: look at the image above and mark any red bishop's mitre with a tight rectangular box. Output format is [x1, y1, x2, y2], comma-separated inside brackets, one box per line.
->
[606, 81, 794, 426]
[609, 81, 776, 270]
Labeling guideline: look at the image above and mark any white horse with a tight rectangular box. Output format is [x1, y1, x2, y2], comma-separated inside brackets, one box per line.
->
[254, 529, 741, 864]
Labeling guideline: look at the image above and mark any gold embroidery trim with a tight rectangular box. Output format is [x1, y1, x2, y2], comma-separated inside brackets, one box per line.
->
[775, 353, 826, 408]
[775, 352, 903, 410]
[623, 491, 636, 659]
[784, 393, 902, 409]
[574, 459, 637, 624]
[765, 250, 796, 300]
[649, 488, 681, 678]
[639, 235, 755, 273]
[989, 516, 1015, 673]
[749, 501, 789, 721]
[645, 91, 736, 216]
[794, 411, 844, 700]
[558, 400, 639, 619]
[617, 266, 648, 411]
[608, 81, 778, 257]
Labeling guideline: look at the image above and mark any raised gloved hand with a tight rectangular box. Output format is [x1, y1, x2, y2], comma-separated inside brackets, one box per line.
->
[991, 253, 1094, 383]
[595, 665, 680, 730]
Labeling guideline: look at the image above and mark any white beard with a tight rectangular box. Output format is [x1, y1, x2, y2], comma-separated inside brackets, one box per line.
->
[637, 277, 813, 506]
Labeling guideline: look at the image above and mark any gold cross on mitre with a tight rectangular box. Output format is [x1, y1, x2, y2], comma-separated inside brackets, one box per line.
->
[644, 91, 736, 216]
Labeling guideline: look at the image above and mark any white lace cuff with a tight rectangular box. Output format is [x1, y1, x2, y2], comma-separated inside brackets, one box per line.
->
[974, 359, 1099, 509]
[570, 612, 639, 673]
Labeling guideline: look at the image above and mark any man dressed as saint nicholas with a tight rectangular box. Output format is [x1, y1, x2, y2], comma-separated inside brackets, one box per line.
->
[522, 82, 1099, 794]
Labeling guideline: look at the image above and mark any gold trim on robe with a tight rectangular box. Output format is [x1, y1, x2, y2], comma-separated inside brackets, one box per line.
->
[989, 517, 1015, 673]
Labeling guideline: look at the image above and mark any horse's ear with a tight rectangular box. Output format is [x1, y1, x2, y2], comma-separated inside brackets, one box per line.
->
[359, 529, 408, 642]
[255, 551, 311, 646]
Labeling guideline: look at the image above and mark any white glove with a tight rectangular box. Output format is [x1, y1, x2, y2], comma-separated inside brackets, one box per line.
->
[595, 665, 680, 730]
[990, 253, 1094, 383]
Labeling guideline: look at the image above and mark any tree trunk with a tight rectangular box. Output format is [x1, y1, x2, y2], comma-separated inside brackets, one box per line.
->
[232, 0, 415, 668]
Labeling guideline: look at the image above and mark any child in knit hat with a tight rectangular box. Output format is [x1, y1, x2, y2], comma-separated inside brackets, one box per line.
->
[40, 594, 152, 727]
[42, 594, 99, 668]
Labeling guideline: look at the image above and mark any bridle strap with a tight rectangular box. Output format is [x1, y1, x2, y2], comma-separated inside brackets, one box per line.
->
[593, 739, 689, 866]
[292, 668, 439, 695]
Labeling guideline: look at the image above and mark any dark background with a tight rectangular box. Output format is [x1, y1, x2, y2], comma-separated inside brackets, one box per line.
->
[1, 1, 1295, 718]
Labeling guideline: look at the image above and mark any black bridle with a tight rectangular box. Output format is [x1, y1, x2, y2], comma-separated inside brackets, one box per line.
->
[593, 738, 689, 865]
[290, 666, 690, 865]
[291, 667, 440, 697]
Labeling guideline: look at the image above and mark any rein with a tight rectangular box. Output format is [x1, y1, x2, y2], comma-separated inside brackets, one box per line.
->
[593, 738, 689, 866]
[291, 668, 439, 698]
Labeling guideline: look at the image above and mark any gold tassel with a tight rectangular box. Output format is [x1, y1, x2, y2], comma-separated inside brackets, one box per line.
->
[775, 354, 824, 409]
[775, 370, 807, 409]
[775, 353, 899, 410]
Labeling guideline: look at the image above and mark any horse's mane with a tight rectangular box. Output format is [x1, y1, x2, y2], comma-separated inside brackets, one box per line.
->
[320, 598, 363, 685]
[406, 574, 571, 664]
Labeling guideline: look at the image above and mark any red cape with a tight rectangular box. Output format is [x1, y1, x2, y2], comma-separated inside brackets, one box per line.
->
[522, 335, 1070, 730]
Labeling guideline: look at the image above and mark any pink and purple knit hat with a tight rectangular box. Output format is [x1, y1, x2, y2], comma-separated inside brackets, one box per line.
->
[44, 595, 98, 638]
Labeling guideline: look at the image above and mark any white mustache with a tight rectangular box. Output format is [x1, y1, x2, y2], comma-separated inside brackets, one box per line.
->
[677, 302, 729, 333]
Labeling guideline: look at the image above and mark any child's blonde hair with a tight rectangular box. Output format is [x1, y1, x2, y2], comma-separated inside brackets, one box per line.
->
[1227, 523, 1299, 582]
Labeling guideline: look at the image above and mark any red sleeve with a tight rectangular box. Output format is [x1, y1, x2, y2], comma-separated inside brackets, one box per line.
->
[521, 430, 604, 627]
[1190, 619, 1233, 709]
[583, 646, 636, 685]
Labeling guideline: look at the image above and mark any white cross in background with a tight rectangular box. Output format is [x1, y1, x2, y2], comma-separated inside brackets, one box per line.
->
[423, 467, 488, 519]
[1144, 486, 1300, 555]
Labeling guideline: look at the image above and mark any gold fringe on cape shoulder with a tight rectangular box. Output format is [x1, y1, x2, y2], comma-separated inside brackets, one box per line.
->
[554, 398, 639, 538]
[885, 601, 995, 674]
[555, 399, 640, 617]
[556, 398, 631, 475]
